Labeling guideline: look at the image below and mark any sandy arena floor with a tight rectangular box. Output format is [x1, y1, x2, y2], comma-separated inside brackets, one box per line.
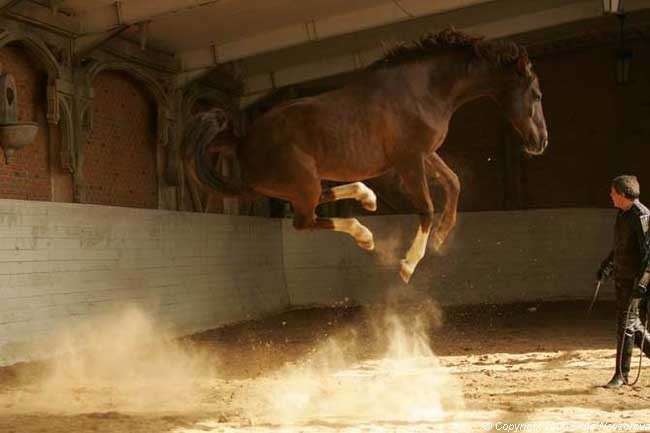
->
[1, 295, 650, 433]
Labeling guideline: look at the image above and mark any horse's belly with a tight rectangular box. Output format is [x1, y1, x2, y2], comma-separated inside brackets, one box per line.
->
[318, 161, 390, 182]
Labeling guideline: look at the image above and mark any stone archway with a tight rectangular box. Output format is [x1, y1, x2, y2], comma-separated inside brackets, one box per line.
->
[73, 60, 176, 208]
[82, 70, 160, 208]
[0, 37, 58, 200]
[0, 30, 62, 123]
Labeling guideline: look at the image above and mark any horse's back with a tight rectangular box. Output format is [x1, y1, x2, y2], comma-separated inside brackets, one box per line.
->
[240, 97, 325, 165]
[241, 88, 396, 183]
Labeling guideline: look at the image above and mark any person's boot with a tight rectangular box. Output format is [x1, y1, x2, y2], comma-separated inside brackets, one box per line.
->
[635, 330, 650, 359]
[605, 336, 633, 388]
[605, 372, 627, 388]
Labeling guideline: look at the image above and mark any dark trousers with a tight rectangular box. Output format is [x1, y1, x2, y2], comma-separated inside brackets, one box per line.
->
[615, 278, 650, 375]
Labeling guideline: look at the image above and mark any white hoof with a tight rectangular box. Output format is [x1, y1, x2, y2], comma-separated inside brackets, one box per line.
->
[356, 227, 375, 251]
[399, 259, 414, 284]
[360, 189, 377, 212]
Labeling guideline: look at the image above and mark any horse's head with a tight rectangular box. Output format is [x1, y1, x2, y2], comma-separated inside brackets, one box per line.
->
[500, 58, 548, 155]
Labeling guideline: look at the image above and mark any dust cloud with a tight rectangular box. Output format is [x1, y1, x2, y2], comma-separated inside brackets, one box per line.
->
[6, 307, 218, 414]
[245, 299, 463, 426]
[3, 299, 462, 429]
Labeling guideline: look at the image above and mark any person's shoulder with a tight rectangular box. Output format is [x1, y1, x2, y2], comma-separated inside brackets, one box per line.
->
[631, 201, 650, 233]
[631, 201, 650, 216]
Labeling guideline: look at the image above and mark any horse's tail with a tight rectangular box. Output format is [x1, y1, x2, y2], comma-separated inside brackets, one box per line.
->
[182, 108, 245, 198]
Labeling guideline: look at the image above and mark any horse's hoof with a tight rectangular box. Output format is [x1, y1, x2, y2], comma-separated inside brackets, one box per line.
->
[357, 239, 375, 251]
[355, 226, 374, 251]
[361, 200, 377, 212]
[357, 232, 375, 251]
[360, 189, 377, 212]
[360, 197, 377, 212]
[399, 259, 414, 284]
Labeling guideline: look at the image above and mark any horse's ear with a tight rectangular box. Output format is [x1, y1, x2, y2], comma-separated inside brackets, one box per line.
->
[516, 55, 532, 77]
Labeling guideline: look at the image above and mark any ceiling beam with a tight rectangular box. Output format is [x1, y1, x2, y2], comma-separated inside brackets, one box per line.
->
[73, 25, 130, 63]
[0, 1, 77, 35]
[179, 0, 592, 84]
[48, 0, 64, 15]
[233, 0, 627, 106]
[0, 0, 23, 14]
[180, 0, 650, 83]
[78, 0, 224, 34]
[178, 0, 495, 71]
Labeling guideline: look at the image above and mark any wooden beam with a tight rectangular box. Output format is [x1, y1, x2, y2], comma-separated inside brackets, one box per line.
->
[48, 0, 64, 15]
[0, 0, 24, 14]
[72, 25, 129, 63]
[138, 21, 149, 51]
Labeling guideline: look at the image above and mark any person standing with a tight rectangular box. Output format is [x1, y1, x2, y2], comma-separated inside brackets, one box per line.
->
[598, 175, 650, 388]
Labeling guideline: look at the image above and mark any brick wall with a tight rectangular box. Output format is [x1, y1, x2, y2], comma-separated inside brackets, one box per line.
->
[83, 71, 158, 209]
[0, 44, 50, 201]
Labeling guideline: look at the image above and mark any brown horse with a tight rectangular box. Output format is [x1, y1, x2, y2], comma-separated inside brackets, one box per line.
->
[184, 29, 548, 283]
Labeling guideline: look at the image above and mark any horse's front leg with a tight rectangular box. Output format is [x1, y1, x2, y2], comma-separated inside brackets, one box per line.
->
[425, 152, 460, 252]
[397, 155, 434, 283]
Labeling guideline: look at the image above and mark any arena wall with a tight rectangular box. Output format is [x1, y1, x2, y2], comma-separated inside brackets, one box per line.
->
[283, 210, 615, 306]
[0, 200, 614, 365]
[0, 199, 287, 365]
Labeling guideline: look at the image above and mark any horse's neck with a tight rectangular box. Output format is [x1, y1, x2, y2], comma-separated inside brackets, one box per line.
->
[428, 57, 504, 112]
[375, 58, 505, 120]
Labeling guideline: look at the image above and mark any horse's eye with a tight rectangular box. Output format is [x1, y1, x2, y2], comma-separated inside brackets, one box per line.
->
[533, 93, 542, 102]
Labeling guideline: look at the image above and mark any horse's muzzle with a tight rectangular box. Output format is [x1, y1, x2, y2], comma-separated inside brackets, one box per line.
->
[526, 133, 548, 156]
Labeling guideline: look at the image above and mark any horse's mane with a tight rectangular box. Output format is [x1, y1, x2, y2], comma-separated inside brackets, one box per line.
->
[371, 28, 529, 71]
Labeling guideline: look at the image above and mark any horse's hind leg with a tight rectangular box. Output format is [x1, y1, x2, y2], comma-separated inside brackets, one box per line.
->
[292, 205, 375, 251]
[319, 182, 377, 211]
[397, 156, 434, 283]
[425, 153, 460, 251]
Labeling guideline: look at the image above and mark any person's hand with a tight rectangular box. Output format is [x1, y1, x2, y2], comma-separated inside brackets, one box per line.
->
[597, 262, 613, 281]
[634, 271, 650, 299]
[633, 283, 647, 299]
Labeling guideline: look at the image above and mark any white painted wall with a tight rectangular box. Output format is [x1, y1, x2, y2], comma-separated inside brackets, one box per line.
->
[0, 200, 615, 365]
[0, 199, 287, 365]
[282, 210, 616, 307]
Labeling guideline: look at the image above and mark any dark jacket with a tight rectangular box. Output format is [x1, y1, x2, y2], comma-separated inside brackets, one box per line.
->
[603, 200, 650, 280]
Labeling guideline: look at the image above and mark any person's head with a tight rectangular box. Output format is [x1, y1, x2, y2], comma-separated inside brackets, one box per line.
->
[610, 175, 640, 210]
